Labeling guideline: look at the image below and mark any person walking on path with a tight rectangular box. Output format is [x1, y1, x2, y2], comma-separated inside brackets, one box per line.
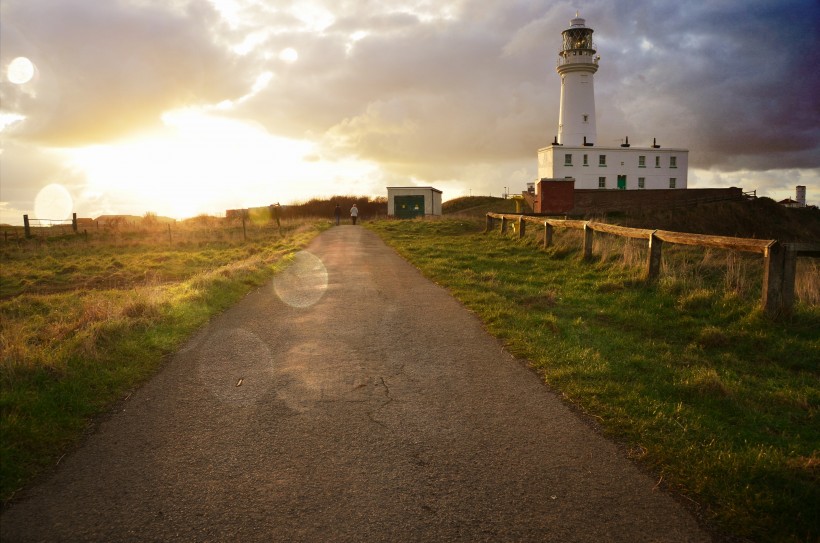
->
[350, 203, 359, 225]
[334, 204, 341, 226]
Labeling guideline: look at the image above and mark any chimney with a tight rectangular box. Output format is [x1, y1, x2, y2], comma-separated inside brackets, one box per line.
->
[620, 136, 630, 148]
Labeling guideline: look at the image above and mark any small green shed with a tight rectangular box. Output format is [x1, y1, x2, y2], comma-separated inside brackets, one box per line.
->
[387, 187, 442, 219]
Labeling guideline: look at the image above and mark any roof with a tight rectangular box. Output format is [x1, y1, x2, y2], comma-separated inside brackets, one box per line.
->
[538, 144, 689, 152]
[386, 186, 443, 193]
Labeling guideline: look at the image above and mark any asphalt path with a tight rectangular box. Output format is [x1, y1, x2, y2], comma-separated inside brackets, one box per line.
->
[1, 226, 713, 542]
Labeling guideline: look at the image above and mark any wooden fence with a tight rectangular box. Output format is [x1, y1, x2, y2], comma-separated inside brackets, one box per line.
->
[485, 213, 820, 318]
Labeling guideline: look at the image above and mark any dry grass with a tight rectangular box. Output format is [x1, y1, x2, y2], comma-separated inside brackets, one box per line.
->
[508, 219, 818, 318]
[795, 258, 820, 305]
[1, 217, 331, 501]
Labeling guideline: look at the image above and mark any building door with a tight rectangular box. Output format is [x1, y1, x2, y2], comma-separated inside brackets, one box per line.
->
[395, 195, 425, 219]
[617, 175, 627, 190]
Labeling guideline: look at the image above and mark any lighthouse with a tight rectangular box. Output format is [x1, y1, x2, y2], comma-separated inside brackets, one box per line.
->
[556, 13, 599, 146]
[536, 13, 688, 193]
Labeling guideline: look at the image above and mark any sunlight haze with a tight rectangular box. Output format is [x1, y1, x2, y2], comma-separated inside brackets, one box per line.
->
[1, 0, 818, 224]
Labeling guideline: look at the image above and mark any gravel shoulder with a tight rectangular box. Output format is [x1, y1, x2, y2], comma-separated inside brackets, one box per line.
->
[1, 226, 712, 542]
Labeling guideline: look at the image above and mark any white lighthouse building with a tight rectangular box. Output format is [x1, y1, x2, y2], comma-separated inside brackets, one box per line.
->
[537, 14, 688, 190]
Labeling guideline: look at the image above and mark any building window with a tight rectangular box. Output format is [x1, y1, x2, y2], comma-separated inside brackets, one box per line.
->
[670, 156, 677, 168]
[655, 156, 661, 168]
[598, 177, 606, 188]
[583, 154, 588, 166]
[638, 177, 645, 189]
[564, 154, 573, 166]
[669, 178, 676, 188]
[599, 155, 607, 166]
[639, 156, 646, 168]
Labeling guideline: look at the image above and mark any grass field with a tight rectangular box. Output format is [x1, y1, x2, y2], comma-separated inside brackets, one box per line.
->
[2, 210, 817, 541]
[367, 217, 819, 543]
[0, 218, 329, 502]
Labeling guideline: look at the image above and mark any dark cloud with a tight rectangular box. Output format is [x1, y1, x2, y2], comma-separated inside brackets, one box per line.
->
[0, 0, 250, 145]
[1, 0, 817, 218]
[231, 0, 819, 174]
[594, 0, 820, 169]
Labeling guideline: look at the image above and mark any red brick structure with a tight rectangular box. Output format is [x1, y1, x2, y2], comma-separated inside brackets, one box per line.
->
[532, 181, 743, 215]
[533, 179, 576, 214]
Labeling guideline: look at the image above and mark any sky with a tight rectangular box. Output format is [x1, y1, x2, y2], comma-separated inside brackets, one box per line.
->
[1, 0, 819, 224]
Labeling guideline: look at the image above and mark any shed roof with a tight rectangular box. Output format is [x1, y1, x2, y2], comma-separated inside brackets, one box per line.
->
[386, 186, 442, 193]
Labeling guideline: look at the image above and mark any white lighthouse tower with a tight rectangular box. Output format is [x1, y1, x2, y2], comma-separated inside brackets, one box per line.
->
[537, 13, 688, 193]
[556, 13, 599, 146]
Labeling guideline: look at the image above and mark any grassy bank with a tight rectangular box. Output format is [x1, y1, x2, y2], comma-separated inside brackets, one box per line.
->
[0, 219, 329, 502]
[367, 218, 819, 543]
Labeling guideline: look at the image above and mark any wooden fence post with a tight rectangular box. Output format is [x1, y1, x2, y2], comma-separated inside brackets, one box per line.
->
[485, 215, 494, 232]
[518, 216, 526, 239]
[583, 222, 593, 259]
[23, 214, 31, 239]
[544, 222, 553, 249]
[501, 216, 508, 234]
[647, 231, 663, 281]
[72, 213, 78, 233]
[762, 241, 786, 317]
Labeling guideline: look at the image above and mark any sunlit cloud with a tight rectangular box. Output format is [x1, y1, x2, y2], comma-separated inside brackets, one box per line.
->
[63, 108, 385, 219]
[1, 0, 818, 225]
[0, 113, 26, 131]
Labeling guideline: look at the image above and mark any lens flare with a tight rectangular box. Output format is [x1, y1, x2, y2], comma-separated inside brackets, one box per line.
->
[197, 328, 274, 405]
[279, 47, 298, 63]
[274, 251, 328, 308]
[7, 56, 35, 84]
[33, 184, 73, 220]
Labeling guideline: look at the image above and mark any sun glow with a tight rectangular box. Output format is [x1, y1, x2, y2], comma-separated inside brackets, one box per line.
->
[66, 109, 380, 219]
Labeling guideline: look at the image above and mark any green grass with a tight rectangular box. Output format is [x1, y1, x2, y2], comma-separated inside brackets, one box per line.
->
[0, 219, 329, 501]
[367, 217, 819, 543]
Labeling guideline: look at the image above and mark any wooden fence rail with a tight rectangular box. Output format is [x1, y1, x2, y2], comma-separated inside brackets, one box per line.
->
[485, 213, 819, 318]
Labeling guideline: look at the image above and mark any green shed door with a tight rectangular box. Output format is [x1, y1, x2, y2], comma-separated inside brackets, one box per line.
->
[617, 175, 627, 190]
[395, 195, 425, 219]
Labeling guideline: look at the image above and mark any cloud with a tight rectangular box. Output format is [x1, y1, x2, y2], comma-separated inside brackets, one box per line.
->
[595, 0, 820, 170]
[1, 0, 818, 218]
[227, 0, 819, 179]
[0, 0, 250, 145]
[0, 140, 86, 222]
